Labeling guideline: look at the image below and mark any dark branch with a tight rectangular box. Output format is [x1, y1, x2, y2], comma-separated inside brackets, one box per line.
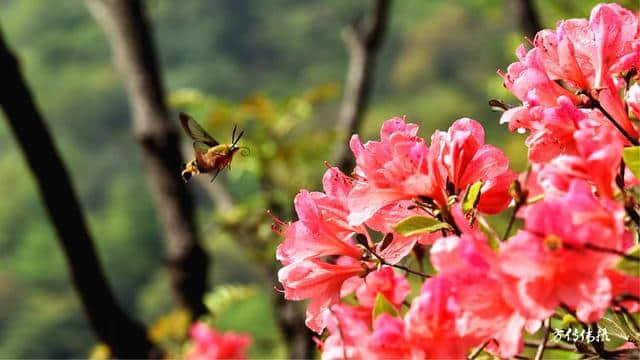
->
[333, 0, 392, 173]
[590, 97, 639, 146]
[583, 243, 640, 262]
[0, 28, 159, 358]
[85, 0, 209, 317]
[534, 319, 551, 360]
[468, 340, 489, 360]
[512, 0, 542, 40]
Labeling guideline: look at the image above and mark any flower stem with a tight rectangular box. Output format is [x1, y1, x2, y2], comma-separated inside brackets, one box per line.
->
[534, 319, 551, 360]
[367, 246, 431, 278]
[524, 341, 578, 353]
[390, 262, 432, 278]
[589, 97, 639, 146]
[503, 200, 523, 241]
[468, 340, 489, 360]
[583, 243, 640, 262]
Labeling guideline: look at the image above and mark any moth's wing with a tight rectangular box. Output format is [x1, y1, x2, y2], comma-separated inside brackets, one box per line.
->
[193, 141, 214, 169]
[193, 141, 210, 154]
[179, 112, 219, 146]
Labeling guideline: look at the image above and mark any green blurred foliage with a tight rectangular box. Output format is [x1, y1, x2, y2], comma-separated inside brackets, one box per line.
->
[0, 0, 620, 357]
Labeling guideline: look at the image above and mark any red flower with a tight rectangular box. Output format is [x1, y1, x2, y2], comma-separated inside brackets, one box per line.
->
[278, 258, 363, 333]
[499, 181, 627, 322]
[428, 118, 516, 213]
[355, 266, 410, 309]
[348, 117, 431, 225]
[187, 322, 251, 360]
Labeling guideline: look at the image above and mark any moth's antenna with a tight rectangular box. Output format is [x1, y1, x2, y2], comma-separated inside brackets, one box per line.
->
[231, 124, 238, 144]
[233, 130, 245, 147]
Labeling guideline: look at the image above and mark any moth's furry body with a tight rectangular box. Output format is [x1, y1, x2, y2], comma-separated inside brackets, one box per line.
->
[178, 112, 244, 182]
[181, 145, 239, 181]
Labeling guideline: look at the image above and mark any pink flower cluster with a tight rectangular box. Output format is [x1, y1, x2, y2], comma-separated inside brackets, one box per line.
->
[187, 322, 251, 360]
[274, 3, 640, 359]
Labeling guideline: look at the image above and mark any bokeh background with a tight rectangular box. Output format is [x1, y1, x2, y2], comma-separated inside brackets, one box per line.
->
[0, 0, 636, 358]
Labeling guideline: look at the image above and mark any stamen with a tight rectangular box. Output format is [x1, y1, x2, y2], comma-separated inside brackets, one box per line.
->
[266, 210, 286, 226]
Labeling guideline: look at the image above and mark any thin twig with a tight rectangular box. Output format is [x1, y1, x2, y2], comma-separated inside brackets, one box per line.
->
[583, 243, 640, 262]
[390, 262, 432, 278]
[468, 340, 489, 360]
[439, 206, 462, 236]
[616, 161, 640, 229]
[524, 341, 578, 353]
[503, 205, 519, 240]
[367, 245, 431, 278]
[616, 294, 640, 303]
[503, 179, 528, 241]
[590, 97, 639, 146]
[534, 319, 551, 360]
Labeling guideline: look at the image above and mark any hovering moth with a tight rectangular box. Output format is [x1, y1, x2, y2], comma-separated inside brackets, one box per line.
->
[179, 112, 245, 182]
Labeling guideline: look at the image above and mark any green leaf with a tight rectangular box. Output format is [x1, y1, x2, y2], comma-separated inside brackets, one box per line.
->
[615, 244, 640, 277]
[476, 217, 500, 250]
[204, 284, 257, 316]
[599, 309, 640, 347]
[598, 311, 629, 342]
[561, 314, 577, 327]
[623, 146, 640, 179]
[462, 181, 482, 214]
[393, 215, 450, 236]
[372, 293, 398, 320]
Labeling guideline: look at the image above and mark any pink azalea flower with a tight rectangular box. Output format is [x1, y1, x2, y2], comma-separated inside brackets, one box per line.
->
[519, 163, 545, 200]
[628, 83, 640, 120]
[276, 168, 364, 266]
[347, 117, 431, 225]
[364, 200, 439, 263]
[534, 3, 638, 90]
[530, 2, 639, 139]
[429, 218, 532, 358]
[321, 304, 371, 360]
[278, 258, 364, 333]
[588, 3, 639, 89]
[322, 305, 413, 360]
[534, 24, 590, 90]
[405, 276, 477, 359]
[499, 181, 627, 323]
[363, 314, 413, 360]
[309, 167, 357, 238]
[500, 96, 584, 162]
[498, 46, 577, 107]
[606, 269, 640, 313]
[572, 118, 624, 198]
[187, 322, 251, 360]
[597, 77, 638, 143]
[428, 118, 516, 213]
[355, 266, 410, 309]
[537, 115, 623, 198]
[276, 190, 363, 266]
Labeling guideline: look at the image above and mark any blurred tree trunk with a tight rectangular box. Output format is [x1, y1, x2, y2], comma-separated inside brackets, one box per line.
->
[333, 0, 392, 173]
[0, 29, 159, 359]
[274, 292, 316, 359]
[512, 0, 542, 39]
[86, 0, 209, 318]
